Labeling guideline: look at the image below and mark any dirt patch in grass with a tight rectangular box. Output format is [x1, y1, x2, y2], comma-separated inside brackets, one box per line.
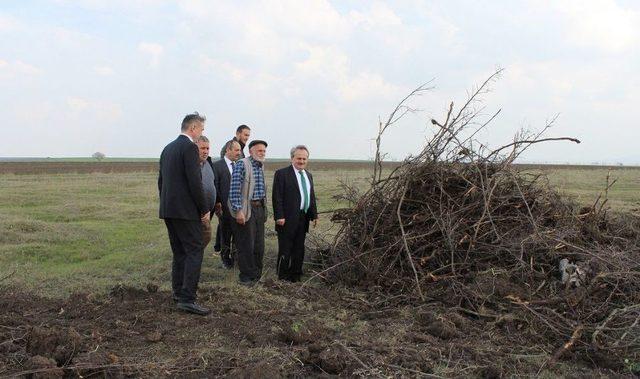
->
[0, 281, 622, 377]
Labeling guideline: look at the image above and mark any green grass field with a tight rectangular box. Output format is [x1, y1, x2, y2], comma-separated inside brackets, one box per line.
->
[0, 167, 373, 296]
[0, 165, 638, 297]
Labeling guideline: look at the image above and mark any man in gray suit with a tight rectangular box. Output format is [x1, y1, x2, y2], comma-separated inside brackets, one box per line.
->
[213, 140, 241, 269]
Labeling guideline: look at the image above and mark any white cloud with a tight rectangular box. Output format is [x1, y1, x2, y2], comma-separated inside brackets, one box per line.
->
[180, 0, 349, 40]
[180, 2, 413, 103]
[199, 56, 247, 81]
[553, 0, 640, 52]
[348, 3, 403, 29]
[94, 66, 115, 76]
[294, 44, 402, 102]
[294, 44, 349, 81]
[412, 2, 461, 48]
[66, 97, 123, 122]
[138, 42, 164, 67]
[51, 26, 93, 47]
[0, 14, 21, 32]
[51, 0, 164, 11]
[339, 71, 402, 102]
[12, 101, 55, 125]
[269, 0, 349, 39]
[500, 59, 629, 110]
[0, 59, 42, 80]
[66, 97, 90, 112]
[14, 61, 42, 75]
[178, 0, 351, 67]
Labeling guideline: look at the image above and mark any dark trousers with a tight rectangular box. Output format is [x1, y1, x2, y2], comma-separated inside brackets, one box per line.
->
[164, 218, 203, 303]
[218, 215, 235, 266]
[231, 204, 265, 282]
[213, 224, 221, 252]
[277, 211, 307, 282]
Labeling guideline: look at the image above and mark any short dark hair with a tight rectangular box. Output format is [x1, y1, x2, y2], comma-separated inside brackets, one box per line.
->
[224, 139, 240, 151]
[236, 124, 251, 134]
[181, 112, 206, 131]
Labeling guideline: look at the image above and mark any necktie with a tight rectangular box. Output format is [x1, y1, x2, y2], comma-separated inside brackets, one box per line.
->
[299, 170, 309, 212]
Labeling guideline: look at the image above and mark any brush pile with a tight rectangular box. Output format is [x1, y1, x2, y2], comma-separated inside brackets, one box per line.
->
[322, 72, 640, 367]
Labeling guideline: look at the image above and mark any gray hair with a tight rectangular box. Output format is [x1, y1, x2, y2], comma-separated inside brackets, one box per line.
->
[196, 135, 209, 143]
[290, 145, 309, 158]
[181, 112, 206, 131]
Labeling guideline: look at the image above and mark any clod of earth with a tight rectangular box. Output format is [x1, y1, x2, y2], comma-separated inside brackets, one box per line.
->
[26, 326, 83, 365]
[146, 283, 159, 293]
[145, 331, 162, 342]
[27, 355, 64, 379]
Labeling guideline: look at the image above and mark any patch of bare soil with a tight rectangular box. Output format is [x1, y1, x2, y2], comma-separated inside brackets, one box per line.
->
[0, 282, 621, 378]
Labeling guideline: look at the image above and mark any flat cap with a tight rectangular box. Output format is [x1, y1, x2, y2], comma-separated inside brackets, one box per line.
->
[248, 140, 268, 149]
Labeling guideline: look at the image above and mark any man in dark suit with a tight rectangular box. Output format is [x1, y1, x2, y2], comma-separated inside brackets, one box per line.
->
[272, 145, 318, 282]
[158, 112, 211, 316]
[213, 140, 242, 269]
[214, 124, 251, 253]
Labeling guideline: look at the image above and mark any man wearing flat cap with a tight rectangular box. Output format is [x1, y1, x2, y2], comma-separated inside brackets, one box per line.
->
[228, 139, 268, 285]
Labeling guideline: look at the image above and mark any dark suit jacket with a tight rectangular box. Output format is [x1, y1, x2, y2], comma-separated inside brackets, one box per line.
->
[158, 135, 206, 221]
[272, 165, 318, 236]
[212, 157, 233, 220]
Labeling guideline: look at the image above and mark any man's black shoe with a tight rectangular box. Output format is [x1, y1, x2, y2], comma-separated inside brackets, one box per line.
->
[176, 302, 211, 316]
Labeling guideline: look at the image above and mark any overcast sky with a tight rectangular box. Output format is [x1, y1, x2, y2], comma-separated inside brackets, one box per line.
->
[1, 0, 638, 163]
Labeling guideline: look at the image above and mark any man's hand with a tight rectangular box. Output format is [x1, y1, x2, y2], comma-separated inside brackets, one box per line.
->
[236, 212, 245, 225]
[214, 203, 222, 217]
[312, 219, 318, 228]
[201, 211, 210, 222]
[276, 218, 285, 226]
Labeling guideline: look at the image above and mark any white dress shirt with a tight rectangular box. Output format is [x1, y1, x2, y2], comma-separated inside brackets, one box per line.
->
[180, 133, 194, 142]
[224, 156, 234, 175]
[293, 165, 311, 210]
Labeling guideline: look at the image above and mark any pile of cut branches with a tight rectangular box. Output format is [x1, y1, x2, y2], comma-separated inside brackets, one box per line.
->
[320, 70, 640, 367]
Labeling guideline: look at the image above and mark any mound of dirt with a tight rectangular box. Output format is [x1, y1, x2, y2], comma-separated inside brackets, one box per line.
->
[109, 284, 150, 301]
[26, 326, 83, 365]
